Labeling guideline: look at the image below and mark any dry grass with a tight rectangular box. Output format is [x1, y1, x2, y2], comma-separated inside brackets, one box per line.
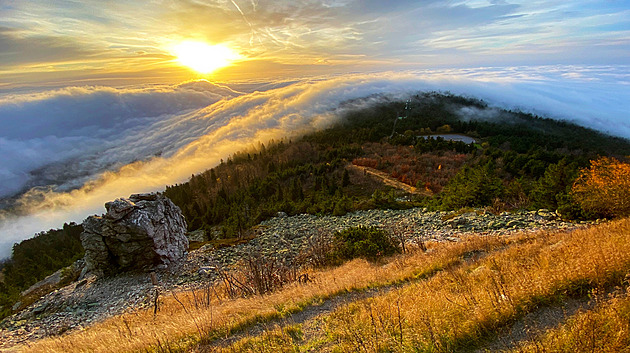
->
[208, 218, 630, 353]
[319, 218, 630, 352]
[215, 324, 306, 353]
[24, 219, 630, 353]
[509, 288, 630, 353]
[20, 233, 507, 353]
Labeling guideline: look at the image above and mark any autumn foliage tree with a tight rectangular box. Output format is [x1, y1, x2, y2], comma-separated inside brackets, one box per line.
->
[572, 157, 630, 218]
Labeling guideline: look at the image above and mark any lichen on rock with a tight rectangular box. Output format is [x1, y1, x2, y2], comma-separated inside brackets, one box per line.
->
[80, 193, 188, 275]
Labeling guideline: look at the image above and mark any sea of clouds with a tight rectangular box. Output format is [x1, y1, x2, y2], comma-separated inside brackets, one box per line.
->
[0, 65, 628, 257]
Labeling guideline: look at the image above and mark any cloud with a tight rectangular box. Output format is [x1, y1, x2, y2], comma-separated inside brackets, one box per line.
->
[0, 81, 240, 197]
[1, 0, 629, 87]
[0, 66, 629, 257]
[0, 27, 96, 67]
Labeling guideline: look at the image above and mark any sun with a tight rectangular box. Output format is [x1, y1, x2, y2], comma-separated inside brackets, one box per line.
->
[173, 41, 241, 74]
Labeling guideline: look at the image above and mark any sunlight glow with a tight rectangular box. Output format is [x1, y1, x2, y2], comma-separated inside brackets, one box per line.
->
[173, 41, 241, 74]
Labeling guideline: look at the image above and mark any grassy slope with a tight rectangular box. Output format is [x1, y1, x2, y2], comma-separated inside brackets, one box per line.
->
[6, 93, 630, 317]
[210, 218, 630, 353]
[508, 290, 630, 352]
[23, 218, 630, 353]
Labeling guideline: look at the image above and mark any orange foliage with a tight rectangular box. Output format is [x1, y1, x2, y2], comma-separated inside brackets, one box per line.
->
[572, 156, 630, 217]
[353, 142, 469, 192]
[352, 157, 378, 169]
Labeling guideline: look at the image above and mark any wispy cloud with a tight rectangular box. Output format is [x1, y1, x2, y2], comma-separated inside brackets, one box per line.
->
[1, 1, 629, 85]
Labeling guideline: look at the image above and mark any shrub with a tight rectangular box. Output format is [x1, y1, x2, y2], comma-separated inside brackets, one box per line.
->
[572, 157, 630, 218]
[440, 162, 504, 210]
[531, 159, 578, 210]
[328, 226, 399, 264]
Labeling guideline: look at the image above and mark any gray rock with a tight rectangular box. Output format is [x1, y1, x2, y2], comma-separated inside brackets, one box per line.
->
[21, 270, 63, 298]
[104, 199, 137, 221]
[20, 259, 85, 301]
[81, 193, 188, 275]
[506, 219, 523, 228]
[187, 229, 207, 243]
[32, 303, 48, 315]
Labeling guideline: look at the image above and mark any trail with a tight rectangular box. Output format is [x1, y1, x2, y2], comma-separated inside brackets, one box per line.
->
[473, 297, 593, 352]
[195, 236, 600, 352]
[199, 283, 401, 350]
[197, 248, 481, 350]
[346, 164, 431, 196]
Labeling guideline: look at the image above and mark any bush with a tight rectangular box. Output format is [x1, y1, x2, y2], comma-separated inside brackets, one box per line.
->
[328, 226, 399, 264]
[572, 157, 630, 218]
[531, 159, 578, 210]
[440, 162, 504, 210]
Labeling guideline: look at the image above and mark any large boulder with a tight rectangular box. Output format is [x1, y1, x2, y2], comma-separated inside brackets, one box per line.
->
[81, 193, 188, 275]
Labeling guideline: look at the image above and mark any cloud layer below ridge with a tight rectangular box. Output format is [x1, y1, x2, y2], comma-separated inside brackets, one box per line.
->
[0, 66, 628, 257]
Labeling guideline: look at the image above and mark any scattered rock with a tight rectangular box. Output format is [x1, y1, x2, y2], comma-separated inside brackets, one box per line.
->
[198, 266, 216, 276]
[14, 260, 85, 314]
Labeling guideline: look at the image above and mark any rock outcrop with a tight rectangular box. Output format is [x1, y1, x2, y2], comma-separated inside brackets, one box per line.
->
[81, 193, 188, 275]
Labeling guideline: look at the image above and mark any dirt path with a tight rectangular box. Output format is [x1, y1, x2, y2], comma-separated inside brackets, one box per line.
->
[201, 285, 399, 350]
[196, 243, 599, 353]
[346, 164, 430, 196]
[198, 250, 480, 350]
[200, 277, 596, 353]
[473, 297, 593, 352]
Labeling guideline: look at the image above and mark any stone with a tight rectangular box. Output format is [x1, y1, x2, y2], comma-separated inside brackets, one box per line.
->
[104, 199, 137, 221]
[506, 220, 523, 228]
[187, 229, 207, 243]
[81, 193, 189, 275]
[19, 259, 85, 306]
[20, 270, 63, 298]
[198, 266, 216, 276]
[32, 303, 48, 315]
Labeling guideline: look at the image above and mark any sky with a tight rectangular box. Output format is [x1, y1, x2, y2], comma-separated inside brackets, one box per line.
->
[0, 1, 629, 256]
[1, 0, 629, 87]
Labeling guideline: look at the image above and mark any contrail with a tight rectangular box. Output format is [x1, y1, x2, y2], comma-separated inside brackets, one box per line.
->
[229, 0, 256, 46]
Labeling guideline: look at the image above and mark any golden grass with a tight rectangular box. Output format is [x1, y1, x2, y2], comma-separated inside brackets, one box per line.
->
[510, 289, 630, 353]
[206, 218, 630, 353]
[216, 324, 305, 353]
[23, 218, 630, 353]
[319, 218, 630, 352]
[20, 231, 507, 353]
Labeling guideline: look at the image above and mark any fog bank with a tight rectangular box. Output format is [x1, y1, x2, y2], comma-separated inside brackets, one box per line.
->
[0, 65, 628, 257]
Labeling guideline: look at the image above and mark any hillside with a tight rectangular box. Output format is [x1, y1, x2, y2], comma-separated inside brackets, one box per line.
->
[6, 216, 630, 352]
[1, 91, 630, 351]
[163, 92, 630, 237]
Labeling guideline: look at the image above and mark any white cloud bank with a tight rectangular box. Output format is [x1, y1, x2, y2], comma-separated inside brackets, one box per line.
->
[0, 65, 629, 257]
[0, 81, 241, 198]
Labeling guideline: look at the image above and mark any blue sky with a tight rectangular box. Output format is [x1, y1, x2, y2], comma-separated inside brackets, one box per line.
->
[1, 0, 629, 87]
